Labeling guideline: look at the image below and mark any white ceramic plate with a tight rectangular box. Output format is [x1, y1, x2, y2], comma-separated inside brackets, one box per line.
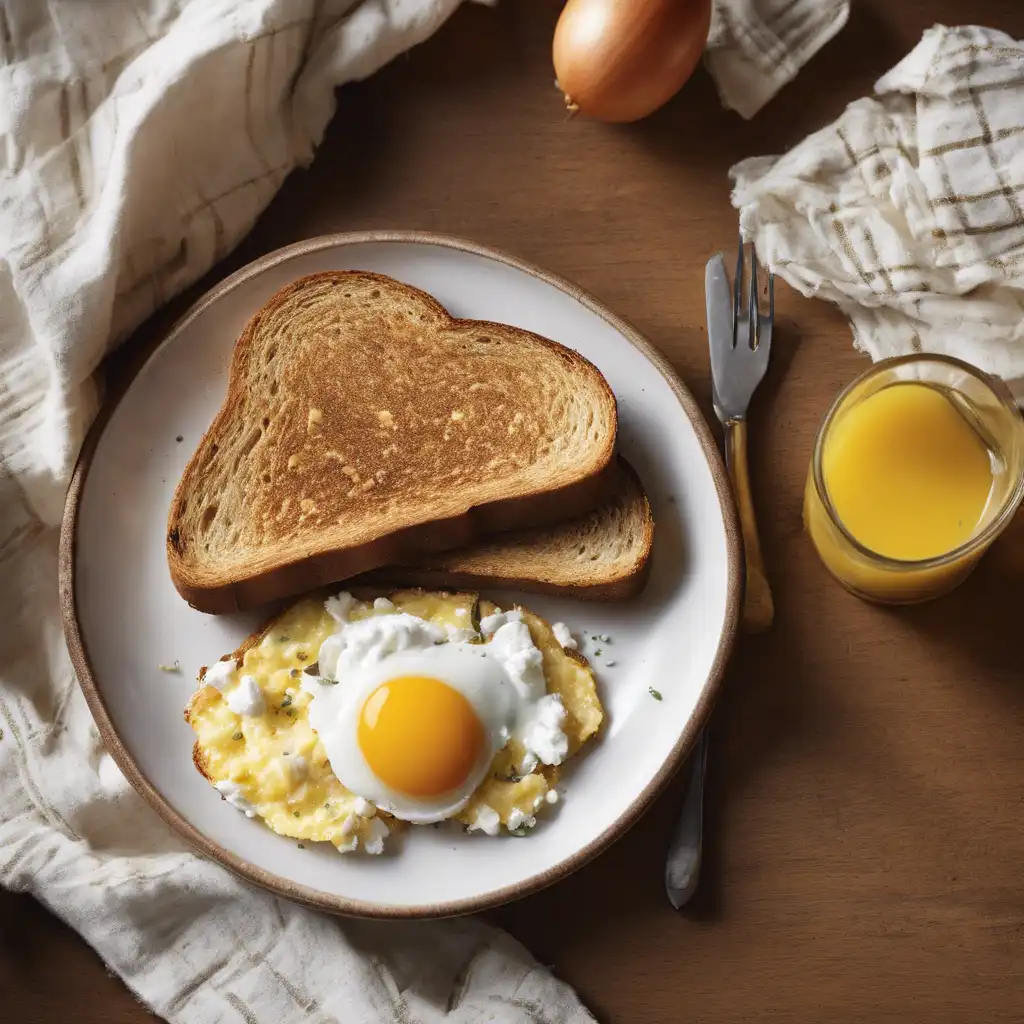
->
[62, 233, 740, 918]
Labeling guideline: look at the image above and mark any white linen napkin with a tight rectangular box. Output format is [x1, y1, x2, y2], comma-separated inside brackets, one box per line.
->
[731, 24, 1024, 385]
[706, 0, 850, 119]
[0, 2, 592, 1022]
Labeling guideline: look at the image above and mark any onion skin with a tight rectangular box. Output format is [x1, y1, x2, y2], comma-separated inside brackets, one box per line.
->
[553, 0, 713, 123]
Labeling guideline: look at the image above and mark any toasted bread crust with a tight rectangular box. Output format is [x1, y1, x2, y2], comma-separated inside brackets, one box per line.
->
[361, 460, 654, 600]
[167, 272, 617, 613]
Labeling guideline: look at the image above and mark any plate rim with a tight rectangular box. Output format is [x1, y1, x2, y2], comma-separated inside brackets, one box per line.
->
[59, 230, 742, 919]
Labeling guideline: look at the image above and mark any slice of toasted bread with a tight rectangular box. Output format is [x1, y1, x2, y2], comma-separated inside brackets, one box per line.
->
[363, 459, 653, 599]
[168, 271, 617, 613]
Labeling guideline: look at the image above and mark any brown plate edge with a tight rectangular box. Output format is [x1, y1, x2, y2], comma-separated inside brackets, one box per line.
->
[59, 229, 743, 920]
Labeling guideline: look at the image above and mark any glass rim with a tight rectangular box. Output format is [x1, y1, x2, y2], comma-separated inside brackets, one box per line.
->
[810, 353, 1024, 572]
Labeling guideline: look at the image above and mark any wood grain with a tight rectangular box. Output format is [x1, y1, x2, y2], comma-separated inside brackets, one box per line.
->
[7, 2, 1024, 1021]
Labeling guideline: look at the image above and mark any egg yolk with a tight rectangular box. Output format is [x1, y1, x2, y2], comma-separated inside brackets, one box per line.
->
[358, 676, 485, 798]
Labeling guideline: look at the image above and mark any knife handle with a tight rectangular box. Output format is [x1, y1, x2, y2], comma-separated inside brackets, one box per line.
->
[724, 418, 774, 633]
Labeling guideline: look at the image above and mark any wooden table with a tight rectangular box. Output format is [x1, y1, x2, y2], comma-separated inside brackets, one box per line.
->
[5, 3, 1024, 1021]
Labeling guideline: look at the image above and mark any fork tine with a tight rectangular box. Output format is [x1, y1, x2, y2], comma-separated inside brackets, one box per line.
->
[732, 234, 744, 348]
[748, 248, 759, 350]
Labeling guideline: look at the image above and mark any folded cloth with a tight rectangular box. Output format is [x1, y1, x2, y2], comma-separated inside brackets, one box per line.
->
[706, 0, 850, 119]
[0, 2, 592, 1022]
[731, 24, 1024, 385]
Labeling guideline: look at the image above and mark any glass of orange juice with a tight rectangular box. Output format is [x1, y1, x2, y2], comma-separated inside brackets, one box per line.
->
[805, 354, 1024, 604]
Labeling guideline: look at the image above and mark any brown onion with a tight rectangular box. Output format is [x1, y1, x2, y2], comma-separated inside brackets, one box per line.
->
[553, 0, 712, 123]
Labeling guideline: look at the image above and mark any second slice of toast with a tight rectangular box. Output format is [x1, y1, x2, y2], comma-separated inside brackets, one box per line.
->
[168, 271, 617, 612]
[365, 459, 654, 599]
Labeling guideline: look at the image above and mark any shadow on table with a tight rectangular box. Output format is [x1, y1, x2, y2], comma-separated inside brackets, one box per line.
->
[636, 310, 806, 923]
[890, 519, 1024, 713]
[683, 310, 836, 920]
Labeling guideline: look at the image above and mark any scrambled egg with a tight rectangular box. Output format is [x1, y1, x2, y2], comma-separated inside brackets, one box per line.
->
[186, 589, 602, 853]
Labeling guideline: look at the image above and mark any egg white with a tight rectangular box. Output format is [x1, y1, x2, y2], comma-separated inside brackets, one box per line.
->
[303, 636, 520, 823]
[301, 605, 570, 825]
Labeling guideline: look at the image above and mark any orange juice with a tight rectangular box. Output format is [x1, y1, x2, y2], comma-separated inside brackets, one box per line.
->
[821, 383, 994, 561]
[804, 355, 1024, 605]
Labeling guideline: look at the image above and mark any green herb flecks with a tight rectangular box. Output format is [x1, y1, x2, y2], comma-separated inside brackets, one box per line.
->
[278, 635, 291, 643]
[649, 688, 663, 701]
[470, 597, 481, 634]
[158, 661, 181, 673]
[232, 731, 243, 741]
[280, 695, 293, 707]
[297, 843, 305, 849]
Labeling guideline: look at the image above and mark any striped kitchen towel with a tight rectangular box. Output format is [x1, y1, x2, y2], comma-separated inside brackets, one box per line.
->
[732, 24, 1024, 386]
[707, 0, 850, 118]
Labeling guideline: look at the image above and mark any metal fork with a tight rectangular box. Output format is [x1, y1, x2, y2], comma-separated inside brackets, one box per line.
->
[711, 238, 775, 632]
[665, 238, 775, 910]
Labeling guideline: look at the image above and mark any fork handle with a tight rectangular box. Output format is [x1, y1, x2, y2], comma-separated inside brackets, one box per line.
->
[724, 418, 774, 633]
